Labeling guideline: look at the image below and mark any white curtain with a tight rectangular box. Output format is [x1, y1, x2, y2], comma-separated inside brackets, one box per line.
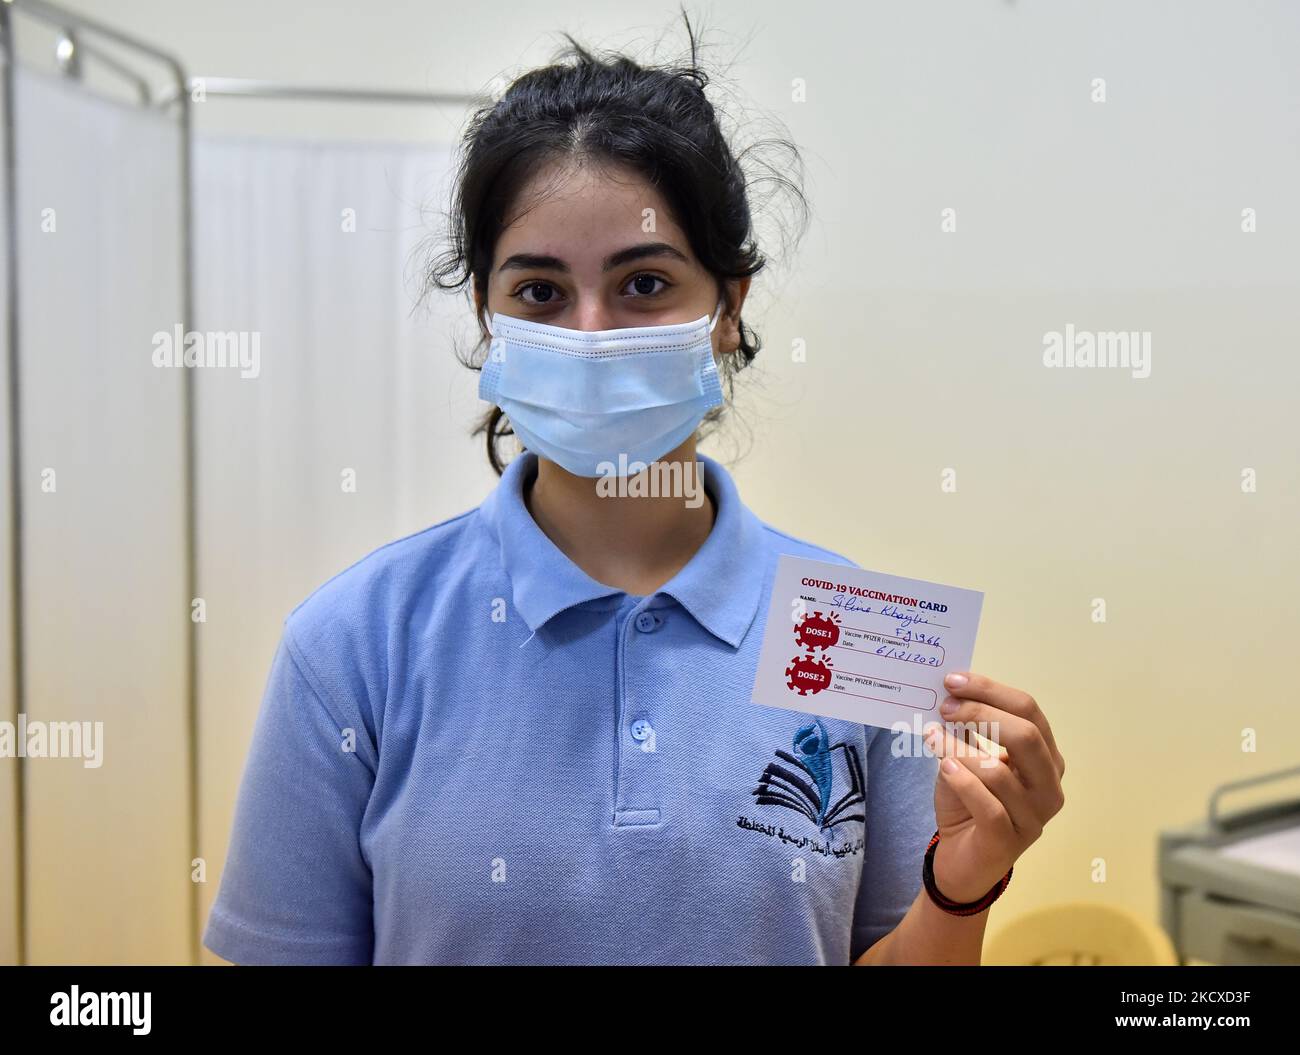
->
[191, 132, 488, 963]
[8, 66, 188, 965]
[0, 71, 490, 963]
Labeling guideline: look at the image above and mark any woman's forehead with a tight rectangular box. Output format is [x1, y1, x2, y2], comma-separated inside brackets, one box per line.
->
[498, 162, 687, 258]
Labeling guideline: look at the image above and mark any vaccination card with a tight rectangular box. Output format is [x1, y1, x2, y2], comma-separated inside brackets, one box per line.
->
[751, 553, 984, 733]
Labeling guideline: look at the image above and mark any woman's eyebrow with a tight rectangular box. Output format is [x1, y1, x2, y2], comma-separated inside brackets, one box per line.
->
[497, 242, 689, 274]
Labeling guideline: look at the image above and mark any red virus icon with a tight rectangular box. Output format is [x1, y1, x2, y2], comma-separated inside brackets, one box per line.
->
[793, 609, 841, 651]
[785, 653, 834, 695]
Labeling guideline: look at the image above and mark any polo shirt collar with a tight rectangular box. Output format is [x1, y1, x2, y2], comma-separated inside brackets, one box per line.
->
[477, 450, 767, 649]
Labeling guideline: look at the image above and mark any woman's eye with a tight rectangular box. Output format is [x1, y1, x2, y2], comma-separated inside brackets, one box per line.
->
[512, 274, 669, 306]
[514, 281, 560, 305]
[624, 273, 669, 297]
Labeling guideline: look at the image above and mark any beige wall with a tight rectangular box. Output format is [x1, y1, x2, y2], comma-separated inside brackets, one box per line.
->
[4, 0, 1297, 964]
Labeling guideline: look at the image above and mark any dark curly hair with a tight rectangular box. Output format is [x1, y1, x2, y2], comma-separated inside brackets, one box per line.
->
[420, 7, 809, 476]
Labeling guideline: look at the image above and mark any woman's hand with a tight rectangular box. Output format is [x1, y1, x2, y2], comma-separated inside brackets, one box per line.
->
[922, 671, 1066, 903]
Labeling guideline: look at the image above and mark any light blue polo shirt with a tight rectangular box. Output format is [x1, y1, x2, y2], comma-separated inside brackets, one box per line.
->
[202, 450, 939, 965]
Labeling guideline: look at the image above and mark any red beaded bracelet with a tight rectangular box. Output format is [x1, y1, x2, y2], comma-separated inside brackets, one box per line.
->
[922, 830, 1013, 916]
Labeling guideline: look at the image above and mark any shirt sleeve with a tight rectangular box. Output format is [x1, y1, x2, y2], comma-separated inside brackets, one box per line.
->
[849, 724, 939, 963]
[202, 623, 377, 965]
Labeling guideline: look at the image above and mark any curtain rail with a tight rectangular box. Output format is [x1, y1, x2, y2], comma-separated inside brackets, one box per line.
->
[159, 76, 489, 109]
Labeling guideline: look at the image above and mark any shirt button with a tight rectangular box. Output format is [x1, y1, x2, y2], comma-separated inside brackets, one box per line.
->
[634, 612, 661, 633]
[630, 719, 654, 742]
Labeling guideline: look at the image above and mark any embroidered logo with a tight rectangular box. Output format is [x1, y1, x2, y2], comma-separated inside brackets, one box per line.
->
[751, 717, 865, 832]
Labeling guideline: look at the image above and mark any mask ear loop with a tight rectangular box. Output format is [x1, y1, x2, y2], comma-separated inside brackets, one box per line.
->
[708, 297, 726, 334]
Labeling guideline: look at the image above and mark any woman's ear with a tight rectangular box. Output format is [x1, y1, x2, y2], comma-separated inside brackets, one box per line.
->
[719, 277, 751, 358]
[719, 311, 741, 359]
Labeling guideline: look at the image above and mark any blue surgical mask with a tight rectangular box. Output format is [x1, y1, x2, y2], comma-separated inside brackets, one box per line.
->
[479, 298, 726, 477]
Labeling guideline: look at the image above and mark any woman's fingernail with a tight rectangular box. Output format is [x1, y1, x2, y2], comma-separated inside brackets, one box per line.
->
[945, 671, 968, 689]
[940, 698, 959, 716]
[941, 758, 959, 774]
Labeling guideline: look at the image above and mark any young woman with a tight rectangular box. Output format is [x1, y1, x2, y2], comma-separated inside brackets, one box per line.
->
[203, 25, 1065, 967]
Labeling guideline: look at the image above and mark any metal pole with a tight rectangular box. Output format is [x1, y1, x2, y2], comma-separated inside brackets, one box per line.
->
[66, 35, 153, 105]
